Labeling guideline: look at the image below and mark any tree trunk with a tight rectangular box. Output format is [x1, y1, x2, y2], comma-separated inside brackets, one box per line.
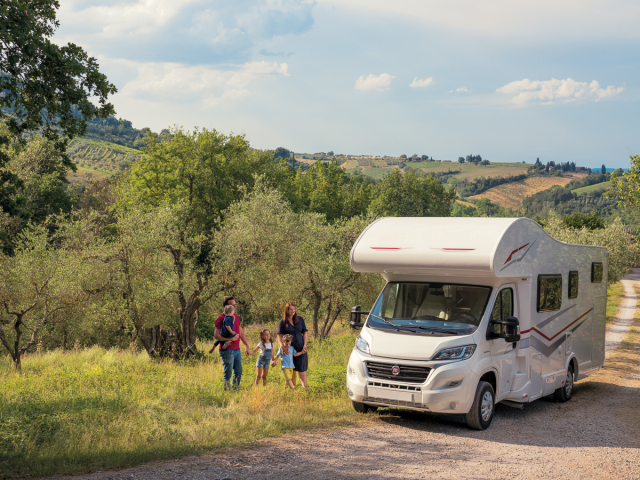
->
[319, 298, 342, 341]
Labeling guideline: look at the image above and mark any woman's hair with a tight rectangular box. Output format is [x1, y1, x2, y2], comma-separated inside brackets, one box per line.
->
[259, 328, 271, 344]
[282, 334, 293, 344]
[283, 302, 298, 327]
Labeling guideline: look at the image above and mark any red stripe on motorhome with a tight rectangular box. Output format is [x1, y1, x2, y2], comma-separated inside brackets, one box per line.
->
[521, 308, 593, 341]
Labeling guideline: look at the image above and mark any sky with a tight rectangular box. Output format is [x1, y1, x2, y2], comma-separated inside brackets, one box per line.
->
[55, 0, 640, 168]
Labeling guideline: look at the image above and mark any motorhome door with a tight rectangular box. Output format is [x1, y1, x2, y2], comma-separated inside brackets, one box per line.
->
[488, 284, 517, 398]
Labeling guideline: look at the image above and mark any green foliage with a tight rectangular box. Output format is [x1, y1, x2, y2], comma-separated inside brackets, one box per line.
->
[84, 116, 151, 149]
[0, 0, 116, 163]
[608, 155, 640, 210]
[451, 197, 516, 218]
[543, 212, 640, 283]
[67, 138, 142, 172]
[121, 127, 290, 232]
[368, 169, 456, 217]
[561, 211, 605, 230]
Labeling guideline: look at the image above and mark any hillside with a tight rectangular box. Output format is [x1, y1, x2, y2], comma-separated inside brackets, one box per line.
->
[573, 181, 612, 195]
[66, 138, 145, 185]
[468, 176, 575, 210]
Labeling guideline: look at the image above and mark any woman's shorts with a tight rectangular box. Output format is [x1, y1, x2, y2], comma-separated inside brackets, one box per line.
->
[256, 354, 271, 369]
[282, 368, 293, 381]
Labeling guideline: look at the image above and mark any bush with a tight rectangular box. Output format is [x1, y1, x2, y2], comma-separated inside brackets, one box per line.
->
[543, 213, 640, 283]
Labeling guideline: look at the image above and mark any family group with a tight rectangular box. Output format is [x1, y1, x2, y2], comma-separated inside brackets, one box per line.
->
[210, 297, 309, 390]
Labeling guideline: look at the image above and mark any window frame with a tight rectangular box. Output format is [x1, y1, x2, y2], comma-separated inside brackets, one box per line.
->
[568, 271, 579, 299]
[591, 262, 603, 283]
[537, 274, 562, 312]
[489, 287, 514, 337]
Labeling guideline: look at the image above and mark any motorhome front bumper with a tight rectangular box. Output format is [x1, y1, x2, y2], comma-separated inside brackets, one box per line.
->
[347, 348, 478, 414]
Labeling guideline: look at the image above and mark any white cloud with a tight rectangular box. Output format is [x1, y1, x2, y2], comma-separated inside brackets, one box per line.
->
[355, 73, 395, 91]
[318, 0, 640, 42]
[409, 77, 433, 88]
[496, 78, 624, 105]
[449, 87, 469, 93]
[111, 60, 290, 105]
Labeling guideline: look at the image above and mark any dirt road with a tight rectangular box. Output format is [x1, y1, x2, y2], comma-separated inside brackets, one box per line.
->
[57, 279, 640, 480]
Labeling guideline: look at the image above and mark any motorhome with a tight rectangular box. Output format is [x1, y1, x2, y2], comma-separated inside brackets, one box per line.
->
[346, 217, 608, 429]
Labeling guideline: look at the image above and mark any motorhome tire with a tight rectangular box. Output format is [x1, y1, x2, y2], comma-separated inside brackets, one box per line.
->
[553, 365, 574, 402]
[352, 401, 377, 413]
[466, 381, 495, 430]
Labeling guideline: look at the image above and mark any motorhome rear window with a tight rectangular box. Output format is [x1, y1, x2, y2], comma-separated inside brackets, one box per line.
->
[568, 271, 579, 299]
[591, 263, 603, 283]
[537, 275, 562, 312]
[368, 282, 492, 335]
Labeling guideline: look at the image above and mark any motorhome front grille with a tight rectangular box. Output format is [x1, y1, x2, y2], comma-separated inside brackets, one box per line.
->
[363, 396, 427, 409]
[365, 362, 431, 383]
[367, 381, 421, 392]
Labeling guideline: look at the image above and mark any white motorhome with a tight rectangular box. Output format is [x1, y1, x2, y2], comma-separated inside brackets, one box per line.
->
[346, 217, 608, 429]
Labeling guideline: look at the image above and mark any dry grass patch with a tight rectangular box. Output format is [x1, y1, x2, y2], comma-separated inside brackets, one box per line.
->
[468, 176, 574, 209]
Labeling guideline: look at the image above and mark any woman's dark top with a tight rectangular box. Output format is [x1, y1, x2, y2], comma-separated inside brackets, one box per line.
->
[277, 316, 308, 372]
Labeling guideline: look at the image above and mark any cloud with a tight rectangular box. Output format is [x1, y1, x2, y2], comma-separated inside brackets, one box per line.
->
[496, 78, 624, 105]
[355, 73, 395, 91]
[318, 0, 640, 42]
[110, 60, 290, 105]
[259, 49, 295, 57]
[449, 87, 469, 93]
[409, 77, 433, 88]
[56, 0, 316, 64]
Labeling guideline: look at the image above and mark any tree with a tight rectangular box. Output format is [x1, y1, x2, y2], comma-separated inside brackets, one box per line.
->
[601, 164, 607, 175]
[421, 155, 429, 161]
[480, 159, 490, 166]
[0, 223, 95, 369]
[400, 154, 407, 159]
[327, 151, 334, 156]
[608, 155, 640, 210]
[458, 157, 465, 163]
[273, 147, 291, 159]
[121, 127, 290, 232]
[368, 169, 456, 217]
[0, 1, 116, 189]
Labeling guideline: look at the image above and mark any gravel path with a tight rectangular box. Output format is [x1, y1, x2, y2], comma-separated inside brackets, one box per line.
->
[606, 267, 640, 355]
[54, 276, 640, 480]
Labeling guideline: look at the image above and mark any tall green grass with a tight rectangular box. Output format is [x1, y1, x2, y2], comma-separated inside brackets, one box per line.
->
[0, 331, 363, 478]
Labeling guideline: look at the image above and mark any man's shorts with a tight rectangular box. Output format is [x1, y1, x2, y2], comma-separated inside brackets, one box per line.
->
[282, 368, 293, 381]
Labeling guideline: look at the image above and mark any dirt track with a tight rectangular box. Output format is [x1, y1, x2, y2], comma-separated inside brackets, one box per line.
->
[56, 279, 640, 480]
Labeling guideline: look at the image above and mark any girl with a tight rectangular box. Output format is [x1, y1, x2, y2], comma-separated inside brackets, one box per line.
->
[248, 328, 275, 386]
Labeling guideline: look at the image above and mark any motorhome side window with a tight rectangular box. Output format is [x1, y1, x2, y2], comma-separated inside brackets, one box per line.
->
[537, 274, 562, 312]
[591, 262, 603, 283]
[568, 271, 579, 299]
[490, 288, 513, 334]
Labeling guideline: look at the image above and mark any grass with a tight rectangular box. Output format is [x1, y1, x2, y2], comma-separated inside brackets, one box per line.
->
[572, 181, 612, 196]
[606, 281, 625, 324]
[0, 331, 363, 479]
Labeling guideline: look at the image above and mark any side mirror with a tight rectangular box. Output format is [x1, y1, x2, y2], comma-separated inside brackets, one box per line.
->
[489, 316, 521, 343]
[350, 305, 369, 329]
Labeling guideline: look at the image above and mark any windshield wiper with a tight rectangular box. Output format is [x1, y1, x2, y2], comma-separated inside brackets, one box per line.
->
[368, 313, 418, 333]
[412, 326, 461, 335]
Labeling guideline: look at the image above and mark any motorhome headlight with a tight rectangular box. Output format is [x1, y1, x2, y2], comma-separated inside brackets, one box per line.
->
[355, 335, 370, 355]
[432, 345, 476, 361]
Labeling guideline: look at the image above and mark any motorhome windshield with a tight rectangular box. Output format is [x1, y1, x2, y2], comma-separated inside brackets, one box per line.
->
[368, 282, 492, 335]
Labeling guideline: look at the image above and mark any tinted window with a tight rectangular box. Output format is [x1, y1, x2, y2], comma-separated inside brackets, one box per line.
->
[538, 275, 562, 312]
[592, 263, 603, 283]
[568, 271, 579, 299]
[491, 288, 513, 334]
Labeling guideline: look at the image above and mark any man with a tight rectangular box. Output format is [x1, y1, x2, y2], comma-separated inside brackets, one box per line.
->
[214, 296, 250, 390]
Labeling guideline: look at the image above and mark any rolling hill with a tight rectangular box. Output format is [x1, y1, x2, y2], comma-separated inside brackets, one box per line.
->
[468, 176, 575, 210]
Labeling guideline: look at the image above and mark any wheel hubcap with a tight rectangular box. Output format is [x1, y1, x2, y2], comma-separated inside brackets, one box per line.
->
[565, 370, 573, 397]
[481, 391, 493, 421]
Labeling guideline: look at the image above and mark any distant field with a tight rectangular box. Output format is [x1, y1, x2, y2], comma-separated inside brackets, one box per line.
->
[409, 162, 530, 181]
[346, 166, 398, 181]
[295, 157, 316, 165]
[468, 176, 574, 210]
[573, 181, 612, 196]
[341, 160, 358, 169]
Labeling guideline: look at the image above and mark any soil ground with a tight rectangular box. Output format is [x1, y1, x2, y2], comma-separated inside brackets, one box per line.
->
[53, 273, 640, 480]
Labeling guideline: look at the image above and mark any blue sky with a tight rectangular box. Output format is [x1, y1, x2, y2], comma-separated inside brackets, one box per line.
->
[55, 0, 640, 168]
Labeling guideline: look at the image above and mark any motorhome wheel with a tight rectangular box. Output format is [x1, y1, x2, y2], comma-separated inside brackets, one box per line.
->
[553, 365, 575, 402]
[352, 400, 377, 413]
[466, 381, 495, 430]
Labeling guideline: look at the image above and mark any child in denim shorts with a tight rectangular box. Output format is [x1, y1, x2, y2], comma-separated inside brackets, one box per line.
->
[248, 328, 275, 386]
[272, 334, 304, 390]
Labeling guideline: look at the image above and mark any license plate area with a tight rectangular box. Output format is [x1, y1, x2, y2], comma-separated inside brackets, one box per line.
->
[368, 387, 416, 402]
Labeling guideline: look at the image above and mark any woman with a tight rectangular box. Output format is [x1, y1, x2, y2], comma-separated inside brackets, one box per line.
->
[277, 303, 308, 388]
